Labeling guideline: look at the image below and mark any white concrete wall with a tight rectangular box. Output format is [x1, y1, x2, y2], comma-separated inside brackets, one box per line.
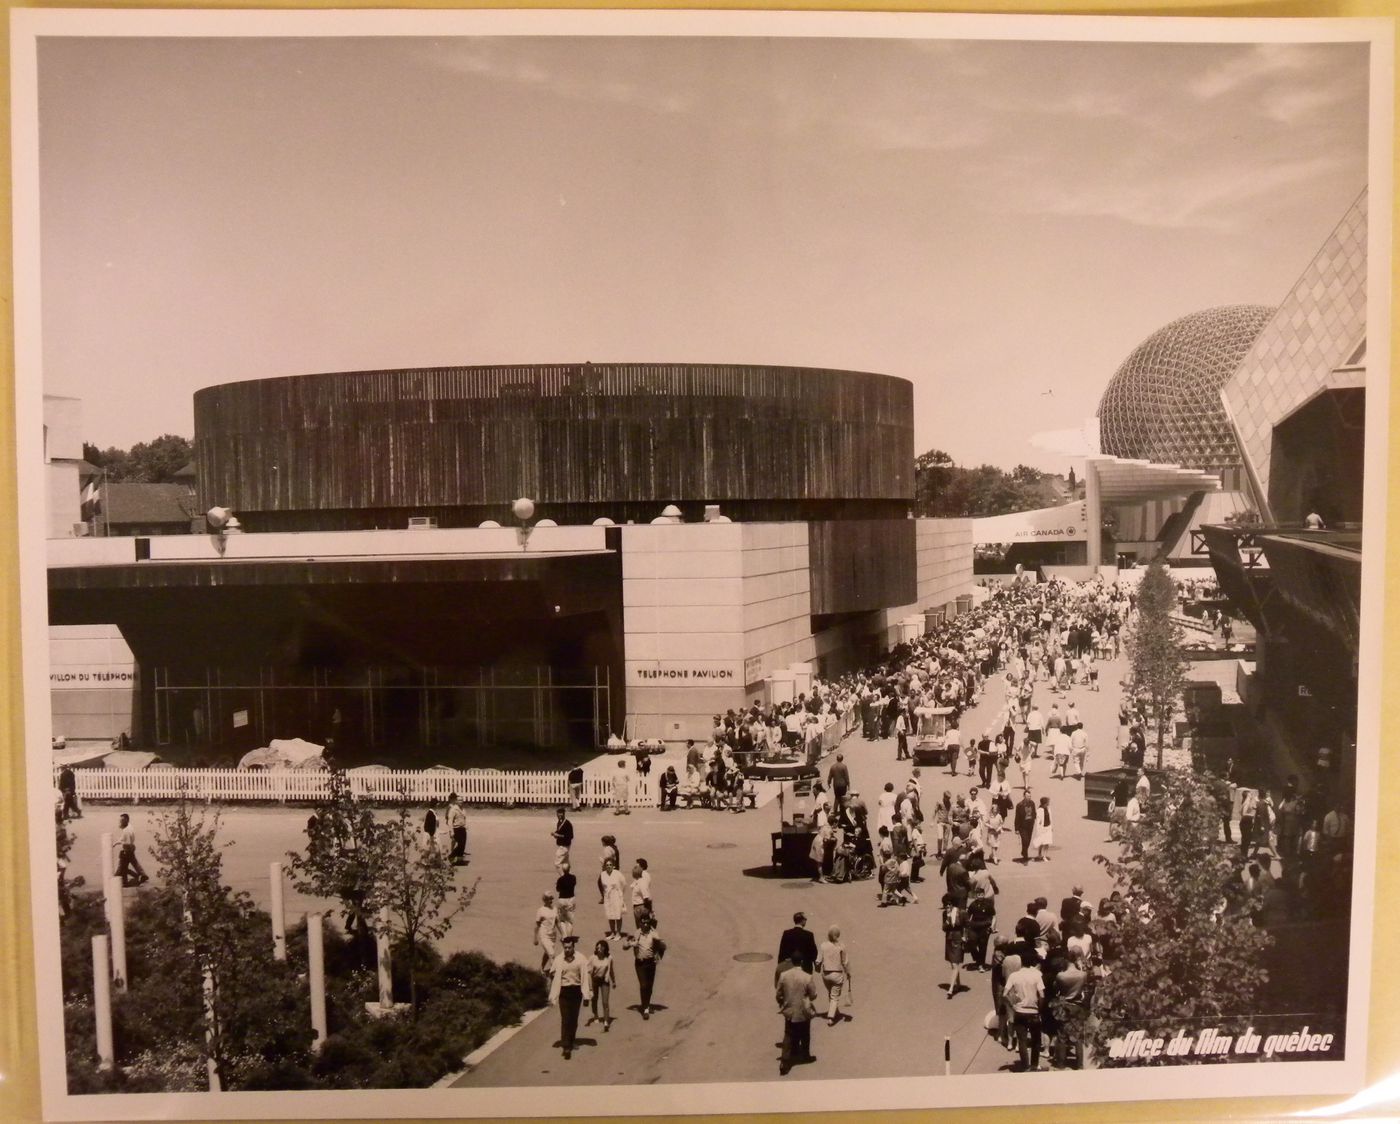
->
[48, 537, 138, 567]
[47, 525, 609, 566]
[49, 624, 136, 741]
[874, 518, 974, 647]
[43, 396, 83, 462]
[148, 524, 608, 560]
[621, 522, 746, 741]
[740, 522, 813, 684]
[44, 395, 85, 538]
[47, 461, 81, 539]
[916, 518, 974, 608]
[621, 521, 813, 742]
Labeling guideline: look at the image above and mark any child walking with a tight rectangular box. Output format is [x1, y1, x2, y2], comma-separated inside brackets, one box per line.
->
[589, 939, 616, 1030]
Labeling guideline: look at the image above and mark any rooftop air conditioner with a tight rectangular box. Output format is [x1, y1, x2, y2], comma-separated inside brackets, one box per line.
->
[407, 516, 438, 531]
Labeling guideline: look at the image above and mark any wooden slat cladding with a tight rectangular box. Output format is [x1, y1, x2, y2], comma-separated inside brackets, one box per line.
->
[194, 364, 913, 520]
[808, 519, 917, 617]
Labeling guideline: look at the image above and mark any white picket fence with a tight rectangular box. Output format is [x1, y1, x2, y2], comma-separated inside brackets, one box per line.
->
[57, 703, 858, 809]
[61, 766, 656, 809]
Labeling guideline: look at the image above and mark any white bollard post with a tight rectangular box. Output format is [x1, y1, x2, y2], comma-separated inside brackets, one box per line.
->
[100, 831, 114, 887]
[106, 877, 127, 991]
[376, 907, 394, 1009]
[92, 935, 114, 1071]
[307, 912, 328, 1052]
[203, 967, 220, 1092]
[269, 862, 287, 961]
[944, 1036, 951, 1077]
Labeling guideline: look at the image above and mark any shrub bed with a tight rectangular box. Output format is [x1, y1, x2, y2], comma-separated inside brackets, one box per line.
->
[61, 891, 545, 1091]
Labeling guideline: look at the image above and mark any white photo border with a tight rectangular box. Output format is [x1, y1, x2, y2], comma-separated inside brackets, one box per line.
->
[10, 7, 1393, 1120]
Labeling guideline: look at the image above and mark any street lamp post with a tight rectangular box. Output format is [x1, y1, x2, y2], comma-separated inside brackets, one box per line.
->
[513, 497, 536, 549]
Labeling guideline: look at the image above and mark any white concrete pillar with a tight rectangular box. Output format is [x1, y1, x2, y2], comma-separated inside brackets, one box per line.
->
[307, 912, 328, 1052]
[106, 877, 127, 991]
[100, 832, 114, 888]
[376, 907, 394, 1009]
[1085, 458, 1104, 571]
[202, 966, 220, 1092]
[92, 935, 114, 1071]
[269, 862, 286, 961]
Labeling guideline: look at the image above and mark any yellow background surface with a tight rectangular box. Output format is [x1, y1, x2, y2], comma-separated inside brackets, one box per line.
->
[0, 3, 1395, 1122]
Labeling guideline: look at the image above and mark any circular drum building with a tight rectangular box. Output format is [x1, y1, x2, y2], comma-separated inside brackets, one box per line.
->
[194, 363, 914, 531]
[1098, 305, 1274, 473]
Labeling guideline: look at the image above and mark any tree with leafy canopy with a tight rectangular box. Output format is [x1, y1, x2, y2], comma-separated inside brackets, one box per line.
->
[1125, 559, 1190, 769]
[285, 770, 385, 969]
[1090, 767, 1271, 1064]
[149, 797, 313, 1088]
[914, 448, 1052, 518]
[364, 801, 478, 1014]
[83, 434, 192, 483]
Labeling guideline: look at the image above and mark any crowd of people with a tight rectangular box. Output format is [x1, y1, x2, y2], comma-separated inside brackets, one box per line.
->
[147, 566, 1334, 1076]
[744, 570, 1353, 1073]
[538, 807, 667, 1058]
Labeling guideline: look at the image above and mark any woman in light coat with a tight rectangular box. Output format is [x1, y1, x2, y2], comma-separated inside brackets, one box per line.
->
[1032, 795, 1054, 862]
[600, 856, 628, 939]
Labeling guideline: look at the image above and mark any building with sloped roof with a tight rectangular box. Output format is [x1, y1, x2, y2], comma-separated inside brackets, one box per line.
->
[99, 482, 200, 537]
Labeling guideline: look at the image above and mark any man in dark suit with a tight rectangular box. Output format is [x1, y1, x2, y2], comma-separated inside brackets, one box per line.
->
[944, 848, 971, 908]
[776, 911, 819, 979]
[826, 754, 851, 811]
[1059, 885, 1084, 928]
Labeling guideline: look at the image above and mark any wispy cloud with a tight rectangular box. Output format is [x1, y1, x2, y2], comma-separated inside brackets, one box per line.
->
[1188, 43, 1320, 100]
[1260, 78, 1357, 125]
[850, 111, 992, 152]
[1018, 154, 1346, 231]
[1030, 420, 1101, 458]
[416, 40, 695, 115]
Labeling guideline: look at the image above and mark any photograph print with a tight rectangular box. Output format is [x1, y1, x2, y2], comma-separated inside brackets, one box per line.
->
[10, 8, 1391, 1120]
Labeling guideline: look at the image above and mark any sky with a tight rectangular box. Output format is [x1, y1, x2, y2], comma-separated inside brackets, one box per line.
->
[34, 31, 1370, 473]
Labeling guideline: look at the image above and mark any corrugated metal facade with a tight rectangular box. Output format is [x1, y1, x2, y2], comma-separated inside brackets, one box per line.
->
[808, 518, 918, 617]
[194, 363, 914, 529]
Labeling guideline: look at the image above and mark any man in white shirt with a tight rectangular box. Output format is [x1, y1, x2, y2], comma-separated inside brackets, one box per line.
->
[113, 813, 149, 887]
[1322, 805, 1352, 856]
[1124, 792, 1143, 826]
[944, 721, 962, 776]
[447, 794, 469, 866]
[1069, 727, 1089, 779]
[1238, 787, 1259, 858]
[1003, 959, 1046, 1071]
[1064, 702, 1082, 735]
[630, 859, 654, 928]
[784, 708, 805, 748]
[1024, 706, 1045, 758]
[1049, 728, 1072, 780]
[894, 710, 910, 761]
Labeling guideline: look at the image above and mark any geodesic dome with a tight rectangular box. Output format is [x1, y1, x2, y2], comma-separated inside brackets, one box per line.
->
[1098, 305, 1275, 471]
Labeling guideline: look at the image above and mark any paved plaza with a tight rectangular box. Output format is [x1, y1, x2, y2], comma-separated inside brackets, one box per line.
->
[64, 656, 1135, 1084]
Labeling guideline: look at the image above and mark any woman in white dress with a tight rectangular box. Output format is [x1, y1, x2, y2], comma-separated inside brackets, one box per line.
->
[600, 857, 627, 939]
[1032, 796, 1054, 862]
